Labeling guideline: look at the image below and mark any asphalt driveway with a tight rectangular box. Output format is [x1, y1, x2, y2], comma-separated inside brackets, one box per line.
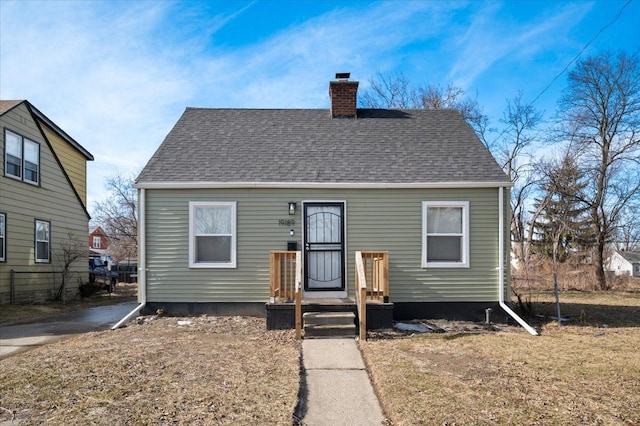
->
[0, 301, 138, 359]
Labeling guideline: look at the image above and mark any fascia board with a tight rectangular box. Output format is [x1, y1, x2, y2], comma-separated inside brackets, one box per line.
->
[134, 181, 514, 189]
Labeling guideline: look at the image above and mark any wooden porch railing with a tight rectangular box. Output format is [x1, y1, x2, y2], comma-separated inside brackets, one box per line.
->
[355, 251, 389, 340]
[295, 259, 301, 340]
[271, 250, 387, 341]
[270, 251, 299, 301]
[270, 251, 302, 339]
[360, 251, 389, 301]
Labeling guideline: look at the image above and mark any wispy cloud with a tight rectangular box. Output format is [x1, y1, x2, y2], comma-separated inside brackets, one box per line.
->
[446, 2, 593, 90]
[1, 0, 635, 210]
[0, 0, 255, 207]
[186, 1, 458, 108]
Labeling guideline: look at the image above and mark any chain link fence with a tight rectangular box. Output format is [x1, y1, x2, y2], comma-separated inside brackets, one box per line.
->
[2, 269, 84, 305]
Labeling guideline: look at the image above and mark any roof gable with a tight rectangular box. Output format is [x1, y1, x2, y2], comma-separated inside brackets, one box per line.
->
[1, 100, 94, 160]
[138, 108, 509, 186]
[1, 99, 93, 218]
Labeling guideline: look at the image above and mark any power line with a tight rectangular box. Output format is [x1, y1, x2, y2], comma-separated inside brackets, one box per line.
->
[490, 0, 632, 147]
[528, 0, 632, 108]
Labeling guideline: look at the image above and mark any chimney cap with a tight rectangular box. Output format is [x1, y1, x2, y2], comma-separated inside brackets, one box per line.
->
[335, 72, 350, 80]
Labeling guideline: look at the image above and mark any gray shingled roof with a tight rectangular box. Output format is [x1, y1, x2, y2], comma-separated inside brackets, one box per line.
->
[137, 108, 509, 185]
[619, 251, 640, 263]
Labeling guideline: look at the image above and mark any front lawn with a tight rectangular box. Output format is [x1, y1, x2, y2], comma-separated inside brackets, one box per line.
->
[0, 315, 301, 425]
[360, 290, 640, 425]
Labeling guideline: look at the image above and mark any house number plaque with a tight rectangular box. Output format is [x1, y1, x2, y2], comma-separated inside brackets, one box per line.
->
[279, 219, 296, 226]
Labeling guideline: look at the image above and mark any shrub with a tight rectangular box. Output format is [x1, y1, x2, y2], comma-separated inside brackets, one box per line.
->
[79, 282, 102, 298]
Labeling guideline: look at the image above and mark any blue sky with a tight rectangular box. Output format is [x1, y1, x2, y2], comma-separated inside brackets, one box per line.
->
[1, 0, 638, 211]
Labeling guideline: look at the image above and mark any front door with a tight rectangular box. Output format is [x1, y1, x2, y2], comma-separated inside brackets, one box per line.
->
[304, 202, 345, 293]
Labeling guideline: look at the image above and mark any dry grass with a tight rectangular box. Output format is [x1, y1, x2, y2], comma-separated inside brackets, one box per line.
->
[512, 261, 640, 293]
[0, 315, 301, 425]
[361, 290, 640, 425]
[3, 272, 640, 425]
[0, 283, 137, 326]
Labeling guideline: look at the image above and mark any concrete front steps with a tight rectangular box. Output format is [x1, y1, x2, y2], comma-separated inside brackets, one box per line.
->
[303, 311, 356, 338]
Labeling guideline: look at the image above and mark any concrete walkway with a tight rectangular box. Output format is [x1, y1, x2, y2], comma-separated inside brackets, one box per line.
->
[0, 301, 137, 360]
[300, 339, 386, 425]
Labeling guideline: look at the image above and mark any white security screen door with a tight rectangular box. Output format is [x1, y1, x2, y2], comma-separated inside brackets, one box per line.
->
[304, 202, 345, 291]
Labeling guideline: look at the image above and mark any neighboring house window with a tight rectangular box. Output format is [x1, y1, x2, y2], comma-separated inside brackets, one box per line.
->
[4, 129, 40, 185]
[93, 236, 101, 248]
[35, 219, 50, 263]
[189, 201, 236, 268]
[422, 201, 469, 268]
[0, 213, 5, 262]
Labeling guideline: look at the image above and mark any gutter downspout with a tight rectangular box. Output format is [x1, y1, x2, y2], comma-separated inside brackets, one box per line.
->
[112, 188, 146, 329]
[498, 186, 538, 336]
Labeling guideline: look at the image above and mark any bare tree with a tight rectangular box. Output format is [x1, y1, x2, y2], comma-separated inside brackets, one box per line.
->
[557, 50, 640, 290]
[359, 72, 414, 109]
[614, 203, 640, 251]
[493, 92, 542, 262]
[92, 173, 138, 263]
[56, 232, 86, 304]
[359, 72, 490, 145]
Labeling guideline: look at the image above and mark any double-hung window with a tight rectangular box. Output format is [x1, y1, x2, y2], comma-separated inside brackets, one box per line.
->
[35, 219, 51, 263]
[422, 201, 469, 268]
[0, 213, 5, 262]
[189, 201, 236, 268]
[4, 129, 40, 185]
[93, 236, 101, 248]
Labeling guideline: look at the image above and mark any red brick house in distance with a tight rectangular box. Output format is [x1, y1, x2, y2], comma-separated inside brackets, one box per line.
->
[89, 226, 110, 256]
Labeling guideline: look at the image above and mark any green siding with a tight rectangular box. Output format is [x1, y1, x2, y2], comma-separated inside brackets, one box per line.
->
[0, 103, 89, 303]
[143, 187, 510, 304]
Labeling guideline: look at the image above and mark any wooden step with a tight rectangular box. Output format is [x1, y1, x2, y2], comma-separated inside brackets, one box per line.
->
[303, 312, 356, 338]
[304, 323, 357, 338]
[303, 311, 355, 326]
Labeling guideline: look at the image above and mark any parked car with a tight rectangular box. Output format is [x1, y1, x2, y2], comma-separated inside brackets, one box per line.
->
[88, 258, 119, 292]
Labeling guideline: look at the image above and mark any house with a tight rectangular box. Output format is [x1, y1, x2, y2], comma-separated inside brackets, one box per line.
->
[89, 225, 110, 256]
[0, 100, 94, 304]
[607, 250, 640, 277]
[131, 75, 533, 333]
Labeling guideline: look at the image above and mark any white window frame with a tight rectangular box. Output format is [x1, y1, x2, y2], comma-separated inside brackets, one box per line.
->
[93, 236, 101, 248]
[0, 212, 6, 262]
[35, 219, 51, 263]
[422, 201, 470, 268]
[189, 201, 237, 268]
[4, 129, 40, 185]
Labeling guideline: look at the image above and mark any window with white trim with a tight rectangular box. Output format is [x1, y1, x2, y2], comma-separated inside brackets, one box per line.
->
[93, 236, 101, 248]
[4, 129, 40, 185]
[0, 213, 6, 262]
[35, 219, 50, 263]
[189, 201, 236, 268]
[422, 201, 469, 268]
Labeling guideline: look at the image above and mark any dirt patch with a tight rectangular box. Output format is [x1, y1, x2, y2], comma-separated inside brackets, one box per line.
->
[367, 319, 524, 340]
[0, 315, 301, 425]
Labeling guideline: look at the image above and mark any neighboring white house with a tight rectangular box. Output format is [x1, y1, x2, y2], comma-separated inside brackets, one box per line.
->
[607, 250, 640, 277]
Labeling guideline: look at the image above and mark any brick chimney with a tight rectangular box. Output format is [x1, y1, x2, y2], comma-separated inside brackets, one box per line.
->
[329, 73, 358, 118]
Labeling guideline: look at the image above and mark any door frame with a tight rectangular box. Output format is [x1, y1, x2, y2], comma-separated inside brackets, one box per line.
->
[301, 200, 348, 298]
